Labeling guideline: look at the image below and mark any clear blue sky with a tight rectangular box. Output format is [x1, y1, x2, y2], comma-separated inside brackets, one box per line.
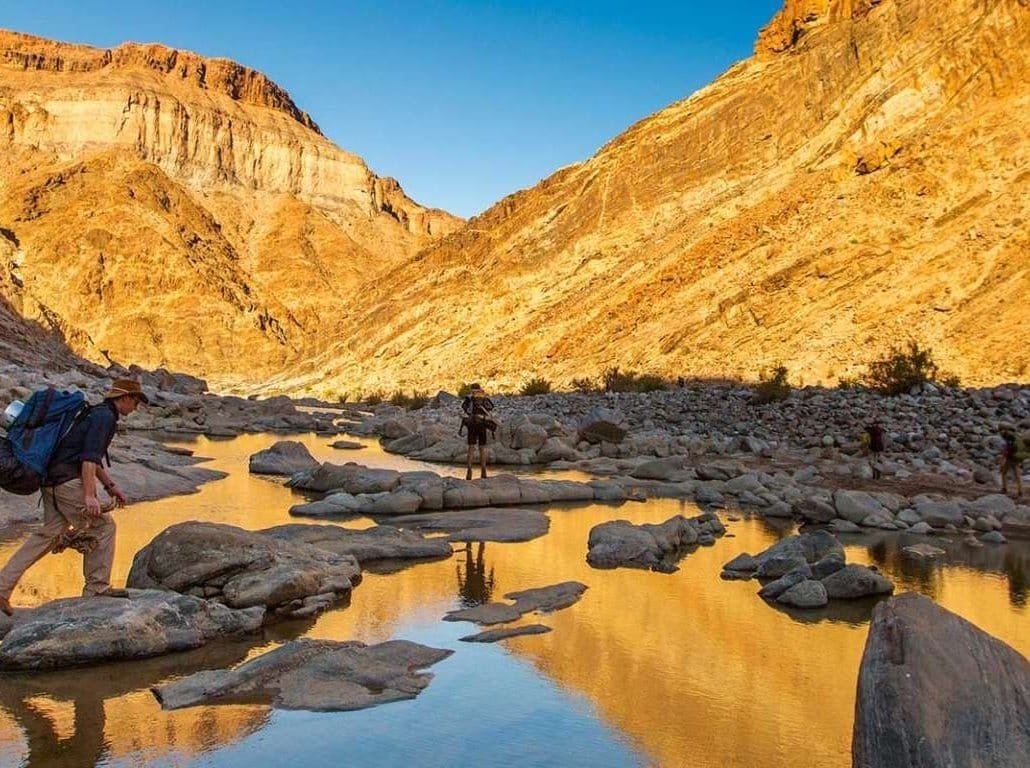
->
[4, 1, 783, 218]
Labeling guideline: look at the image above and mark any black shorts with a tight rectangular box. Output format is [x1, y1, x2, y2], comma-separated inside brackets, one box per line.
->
[467, 422, 488, 446]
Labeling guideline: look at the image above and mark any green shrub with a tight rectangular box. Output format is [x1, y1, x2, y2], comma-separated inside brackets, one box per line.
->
[520, 377, 552, 396]
[570, 376, 598, 393]
[457, 382, 472, 398]
[753, 365, 792, 403]
[602, 366, 668, 393]
[940, 373, 961, 389]
[365, 389, 385, 406]
[836, 376, 861, 390]
[861, 341, 939, 396]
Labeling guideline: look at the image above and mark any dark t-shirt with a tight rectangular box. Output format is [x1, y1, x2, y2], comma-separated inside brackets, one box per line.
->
[46, 400, 119, 486]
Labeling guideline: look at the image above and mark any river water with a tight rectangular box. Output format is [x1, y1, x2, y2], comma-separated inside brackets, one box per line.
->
[0, 433, 1026, 768]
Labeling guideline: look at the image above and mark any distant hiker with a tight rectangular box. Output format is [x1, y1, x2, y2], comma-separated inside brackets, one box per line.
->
[999, 424, 1026, 498]
[0, 379, 149, 616]
[461, 383, 495, 480]
[862, 422, 886, 479]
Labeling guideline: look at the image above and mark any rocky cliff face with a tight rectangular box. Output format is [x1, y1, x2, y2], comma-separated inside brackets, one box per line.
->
[0, 30, 461, 382]
[278, 0, 1027, 393]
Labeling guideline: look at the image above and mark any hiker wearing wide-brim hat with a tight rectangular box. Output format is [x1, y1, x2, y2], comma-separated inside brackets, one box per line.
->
[104, 378, 150, 404]
[0, 379, 147, 616]
[461, 383, 495, 480]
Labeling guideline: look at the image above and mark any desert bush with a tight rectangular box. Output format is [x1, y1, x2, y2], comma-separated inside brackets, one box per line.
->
[940, 373, 961, 389]
[457, 382, 472, 398]
[602, 366, 668, 393]
[836, 376, 861, 390]
[752, 365, 792, 403]
[364, 389, 385, 406]
[389, 390, 411, 408]
[861, 341, 939, 396]
[634, 374, 668, 392]
[570, 376, 598, 393]
[408, 389, 430, 409]
[520, 377, 553, 396]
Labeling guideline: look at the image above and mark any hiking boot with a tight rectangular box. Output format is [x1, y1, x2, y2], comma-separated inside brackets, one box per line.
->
[94, 588, 130, 599]
[0, 595, 12, 616]
[481, 469, 488, 479]
[465, 468, 473, 481]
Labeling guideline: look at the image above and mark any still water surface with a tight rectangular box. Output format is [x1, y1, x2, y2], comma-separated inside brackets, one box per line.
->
[0, 434, 1026, 768]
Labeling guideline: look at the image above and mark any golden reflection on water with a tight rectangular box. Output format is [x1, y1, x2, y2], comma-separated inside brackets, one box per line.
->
[0, 433, 1027, 768]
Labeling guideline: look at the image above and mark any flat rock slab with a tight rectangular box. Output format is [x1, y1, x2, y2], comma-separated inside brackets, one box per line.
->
[154, 638, 453, 712]
[902, 543, 947, 560]
[330, 440, 364, 450]
[0, 590, 264, 671]
[444, 581, 588, 625]
[460, 624, 552, 643]
[259, 524, 453, 565]
[388, 507, 550, 543]
[248, 440, 320, 476]
[127, 522, 361, 620]
[853, 592, 1030, 767]
[587, 512, 726, 572]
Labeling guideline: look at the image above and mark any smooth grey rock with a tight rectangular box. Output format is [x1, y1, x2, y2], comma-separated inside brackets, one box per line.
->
[444, 582, 588, 624]
[0, 590, 264, 671]
[829, 519, 862, 534]
[260, 524, 453, 565]
[722, 552, 757, 573]
[460, 624, 552, 643]
[154, 638, 452, 712]
[587, 513, 725, 572]
[630, 456, 692, 482]
[289, 463, 402, 494]
[753, 530, 844, 580]
[914, 499, 965, 528]
[834, 490, 887, 524]
[578, 408, 627, 444]
[127, 522, 360, 619]
[811, 552, 846, 579]
[248, 441, 319, 476]
[759, 565, 811, 599]
[908, 521, 934, 535]
[980, 531, 1007, 545]
[330, 440, 364, 450]
[853, 592, 1030, 768]
[0, 612, 11, 641]
[902, 543, 946, 560]
[822, 565, 894, 599]
[777, 580, 828, 608]
[389, 507, 550, 543]
[793, 497, 837, 524]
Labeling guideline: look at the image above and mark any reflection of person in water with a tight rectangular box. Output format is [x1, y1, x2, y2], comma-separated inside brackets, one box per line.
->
[0, 683, 107, 768]
[456, 542, 495, 607]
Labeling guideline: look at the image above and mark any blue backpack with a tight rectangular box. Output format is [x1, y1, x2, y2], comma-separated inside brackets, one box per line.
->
[0, 387, 87, 495]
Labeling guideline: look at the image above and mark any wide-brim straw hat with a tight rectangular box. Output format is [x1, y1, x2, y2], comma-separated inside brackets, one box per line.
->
[104, 378, 150, 404]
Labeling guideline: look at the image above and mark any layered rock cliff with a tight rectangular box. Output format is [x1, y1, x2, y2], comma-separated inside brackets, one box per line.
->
[276, 0, 1028, 393]
[0, 30, 461, 381]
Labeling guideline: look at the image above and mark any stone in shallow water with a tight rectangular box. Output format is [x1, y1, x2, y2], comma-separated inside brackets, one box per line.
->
[444, 582, 589, 625]
[388, 507, 550, 543]
[853, 592, 1030, 768]
[153, 638, 452, 712]
[248, 440, 320, 475]
[460, 624, 552, 643]
[587, 513, 725, 572]
[260, 523, 453, 566]
[0, 590, 264, 671]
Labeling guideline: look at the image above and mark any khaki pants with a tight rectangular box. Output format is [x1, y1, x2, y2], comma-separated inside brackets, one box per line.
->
[0, 479, 116, 600]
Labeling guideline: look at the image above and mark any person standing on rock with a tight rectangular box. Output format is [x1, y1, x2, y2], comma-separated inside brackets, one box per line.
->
[998, 424, 1026, 498]
[0, 379, 148, 616]
[862, 422, 886, 479]
[462, 383, 495, 480]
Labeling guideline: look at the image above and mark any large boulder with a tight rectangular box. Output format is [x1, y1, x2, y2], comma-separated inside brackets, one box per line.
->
[288, 463, 402, 494]
[577, 408, 627, 444]
[0, 590, 263, 671]
[913, 497, 965, 528]
[853, 592, 1030, 767]
[248, 441, 320, 476]
[587, 513, 725, 572]
[833, 490, 887, 525]
[821, 564, 894, 599]
[127, 522, 361, 620]
[154, 638, 452, 712]
[752, 530, 844, 580]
